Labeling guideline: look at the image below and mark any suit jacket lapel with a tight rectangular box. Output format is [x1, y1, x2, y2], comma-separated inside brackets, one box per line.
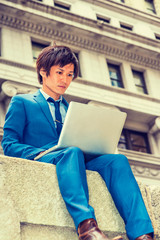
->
[33, 90, 57, 135]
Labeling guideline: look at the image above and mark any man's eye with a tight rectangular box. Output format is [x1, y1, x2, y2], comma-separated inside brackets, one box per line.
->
[57, 71, 62, 74]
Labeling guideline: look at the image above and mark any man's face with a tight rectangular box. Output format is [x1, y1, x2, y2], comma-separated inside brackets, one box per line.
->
[41, 63, 74, 100]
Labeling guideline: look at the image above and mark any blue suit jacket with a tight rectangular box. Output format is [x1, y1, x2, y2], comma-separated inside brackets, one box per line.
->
[2, 90, 69, 160]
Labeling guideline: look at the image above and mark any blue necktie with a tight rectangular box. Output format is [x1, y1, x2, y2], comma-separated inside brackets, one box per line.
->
[47, 98, 62, 136]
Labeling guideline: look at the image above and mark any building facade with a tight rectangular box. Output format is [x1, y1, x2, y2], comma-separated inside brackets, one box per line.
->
[0, 0, 160, 185]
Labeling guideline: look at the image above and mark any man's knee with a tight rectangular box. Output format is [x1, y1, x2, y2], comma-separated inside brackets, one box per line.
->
[65, 146, 83, 156]
[111, 154, 130, 169]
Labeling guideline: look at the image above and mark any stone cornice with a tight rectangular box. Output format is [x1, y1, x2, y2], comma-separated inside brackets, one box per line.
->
[2, 0, 160, 51]
[0, 58, 35, 72]
[74, 79, 160, 104]
[1, 58, 160, 105]
[119, 149, 160, 166]
[5, 0, 160, 26]
[83, 0, 160, 25]
[1, 10, 160, 71]
[1, 1, 160, 72]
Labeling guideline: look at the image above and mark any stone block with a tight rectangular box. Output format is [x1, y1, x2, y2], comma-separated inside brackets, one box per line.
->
[0, 155, 159, 240]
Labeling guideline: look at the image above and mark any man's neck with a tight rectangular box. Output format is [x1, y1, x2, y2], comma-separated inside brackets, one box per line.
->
[41, 87, 61, 101]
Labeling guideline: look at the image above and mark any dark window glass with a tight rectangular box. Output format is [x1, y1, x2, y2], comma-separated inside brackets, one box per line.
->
[120, 23, 133, 31]
[145, 0, 156, 14]
[0, 29, 1, 56]
[32, 41, 48, 64]
[97, 16, 110, 24]
[107, 63, 124, 88]
[132, 70, 148, 94]
[155, 34, 160, 40]
[54, 1, 70, 10]
[115, 0, 125, 2]
[118, 129, 151, 153]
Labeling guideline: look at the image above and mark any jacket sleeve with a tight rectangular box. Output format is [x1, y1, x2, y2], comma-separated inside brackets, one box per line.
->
[1, 96, 45, 160]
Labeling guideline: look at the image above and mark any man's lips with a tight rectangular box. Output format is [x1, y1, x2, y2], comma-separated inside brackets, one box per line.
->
[58, 85, 66, 88]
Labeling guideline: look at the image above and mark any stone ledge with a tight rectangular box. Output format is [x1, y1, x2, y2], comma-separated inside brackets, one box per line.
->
[0, 155, 159, 240]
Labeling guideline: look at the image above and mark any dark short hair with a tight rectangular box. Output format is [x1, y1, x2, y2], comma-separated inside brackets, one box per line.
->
[36, 45, 79, 84]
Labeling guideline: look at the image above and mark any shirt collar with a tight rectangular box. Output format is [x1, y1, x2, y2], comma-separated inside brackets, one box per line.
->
[40, 89, 62, 102]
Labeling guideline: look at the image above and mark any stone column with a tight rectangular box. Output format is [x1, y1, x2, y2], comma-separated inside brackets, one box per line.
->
[0, 81, 38, 119]
[149, 117, 160, 155]
[1, 81, 38, 98]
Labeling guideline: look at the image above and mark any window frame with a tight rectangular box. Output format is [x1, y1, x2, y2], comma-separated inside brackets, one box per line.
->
[114, 0, 125, 3]
[155, 33, 160, 40]
[32, 41, 49, 64]
[54, 0, 71, 11]
[120, 22, 133, 31]
[107, 63, 124, 88]
[96, 14, 111, 24]
[144, 0, 156, 14]
[0, 29, 1, 57]
[73, 52, 82, 78]
[118, 129, 151, 154]
[132, 69, 148, 95]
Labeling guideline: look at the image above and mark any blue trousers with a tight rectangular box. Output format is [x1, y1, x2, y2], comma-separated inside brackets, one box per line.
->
[37, 147, 154, 240]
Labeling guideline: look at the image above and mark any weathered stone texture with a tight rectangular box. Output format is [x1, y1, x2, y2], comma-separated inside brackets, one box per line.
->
[0, 155, 160, 240]
[21, 224, 78, 240]
[149, 185, 160, 238]
[0, 160, 21, 240]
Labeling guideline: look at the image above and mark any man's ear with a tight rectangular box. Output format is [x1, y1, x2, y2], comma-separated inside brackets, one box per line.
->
[39, 69, 46, 78]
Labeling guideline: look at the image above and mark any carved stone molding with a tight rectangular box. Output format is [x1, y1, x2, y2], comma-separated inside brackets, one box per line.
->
[1, 6, 160, 70]
[0, 81, 38, 99]
[131, 165, 160, 180]
[119, 149, 160, 181]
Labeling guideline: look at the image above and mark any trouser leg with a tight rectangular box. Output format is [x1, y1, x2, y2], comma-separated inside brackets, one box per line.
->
[38, 147, 96, 229]
[86, 154, 154, 240]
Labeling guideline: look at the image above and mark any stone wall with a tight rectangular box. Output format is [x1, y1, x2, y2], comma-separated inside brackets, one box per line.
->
[0, 155, 160, 240]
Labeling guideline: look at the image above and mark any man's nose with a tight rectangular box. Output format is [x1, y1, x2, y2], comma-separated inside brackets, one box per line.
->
[61, 74, 68, 82]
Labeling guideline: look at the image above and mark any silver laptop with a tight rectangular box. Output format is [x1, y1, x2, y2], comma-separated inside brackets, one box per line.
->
[34, 101, 127, 160]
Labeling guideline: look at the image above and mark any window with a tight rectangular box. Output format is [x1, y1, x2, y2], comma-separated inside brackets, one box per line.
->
[0, 29, 1, 56]
[145, 0, 156, 14]
[114, 0, 125, 2]
[96, 15, 110, 24]
[132, 70, 147, 94]
[107, 63, 124, 88]
[54, 0, 70, 10]
[74, 52, 82, 77]
[32, 41, 49, 64]
[118, 129, 151, 153]
[32, 0, 43, 2]
[120, 22, 133, 31]
[155, 33, 160, 40]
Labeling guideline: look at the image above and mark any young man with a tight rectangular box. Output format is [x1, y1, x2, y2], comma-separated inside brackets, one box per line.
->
[2, 45, 154, 240]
